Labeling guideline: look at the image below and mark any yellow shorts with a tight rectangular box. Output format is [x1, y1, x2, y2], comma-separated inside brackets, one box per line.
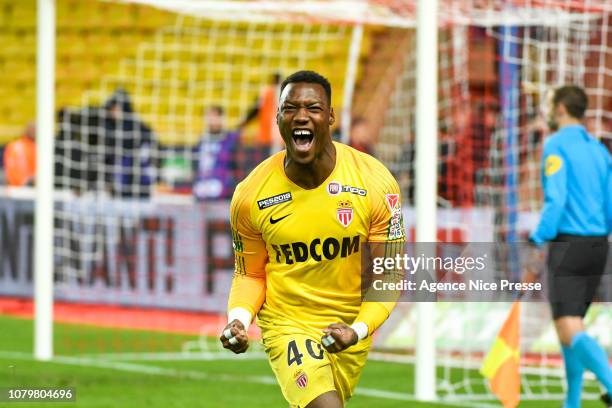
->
[263, 329, 371, 408]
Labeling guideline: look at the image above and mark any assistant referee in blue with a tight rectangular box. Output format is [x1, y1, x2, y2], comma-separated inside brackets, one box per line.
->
[529, 85, 612, 408]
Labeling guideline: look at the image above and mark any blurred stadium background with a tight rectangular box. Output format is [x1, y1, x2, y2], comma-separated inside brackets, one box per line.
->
[0, 0, 610, 406]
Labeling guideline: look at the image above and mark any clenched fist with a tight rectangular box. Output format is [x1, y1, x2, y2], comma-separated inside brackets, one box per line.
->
[220, 319, 249, 354]
[321, 323, 358, 353]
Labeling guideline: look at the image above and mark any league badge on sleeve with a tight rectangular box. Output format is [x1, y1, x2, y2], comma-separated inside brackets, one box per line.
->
[337, 200, 353, 227]
[385, 194, 399, 211]
[545, 154, 563, 177]
[385, 194, 404, 239]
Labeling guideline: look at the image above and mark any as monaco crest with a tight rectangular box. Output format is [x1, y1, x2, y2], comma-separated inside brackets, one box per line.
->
[294, 370, 308, 389]
[337, 200, 353, 227]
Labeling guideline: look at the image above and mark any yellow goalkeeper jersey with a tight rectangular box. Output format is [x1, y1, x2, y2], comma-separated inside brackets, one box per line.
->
[228, 141, 405, 336]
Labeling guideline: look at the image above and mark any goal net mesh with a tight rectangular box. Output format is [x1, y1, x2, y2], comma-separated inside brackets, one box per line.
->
[374, 0, 611, 403]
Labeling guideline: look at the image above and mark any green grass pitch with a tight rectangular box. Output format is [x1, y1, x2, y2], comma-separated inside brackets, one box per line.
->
[0, 315, 603, 407]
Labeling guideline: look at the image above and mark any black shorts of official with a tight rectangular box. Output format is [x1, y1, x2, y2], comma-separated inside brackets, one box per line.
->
[547, 234, 609, 320]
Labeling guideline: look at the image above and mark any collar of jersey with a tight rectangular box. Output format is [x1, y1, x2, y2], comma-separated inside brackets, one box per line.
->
[559, 124, 592, 141]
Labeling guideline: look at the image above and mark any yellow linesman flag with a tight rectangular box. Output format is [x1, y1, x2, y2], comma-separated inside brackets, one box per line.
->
[480, 301, 521, 408]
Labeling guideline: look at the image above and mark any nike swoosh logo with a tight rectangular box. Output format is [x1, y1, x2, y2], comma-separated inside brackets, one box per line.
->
[269, 214, 291, 224]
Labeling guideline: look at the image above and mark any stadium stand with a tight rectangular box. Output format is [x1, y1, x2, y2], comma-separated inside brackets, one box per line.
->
[0, 0, 174, 144]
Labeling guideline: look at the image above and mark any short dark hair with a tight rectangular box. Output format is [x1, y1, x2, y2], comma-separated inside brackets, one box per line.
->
[280, 70, 332, 104]
[207, 105, 224, 115]
[553, 85, 588, 119]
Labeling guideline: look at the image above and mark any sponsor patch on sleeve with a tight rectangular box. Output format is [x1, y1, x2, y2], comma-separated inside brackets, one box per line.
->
[388, 210, 404, 240]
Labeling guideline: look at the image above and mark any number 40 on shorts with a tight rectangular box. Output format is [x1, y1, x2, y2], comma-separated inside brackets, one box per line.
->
[287, 339, 324, 366]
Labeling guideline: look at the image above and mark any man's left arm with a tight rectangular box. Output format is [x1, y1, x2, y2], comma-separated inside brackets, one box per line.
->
[606, 154, 612, 234]
[530, 144, 568, 245]
[322, 173, 405, 352]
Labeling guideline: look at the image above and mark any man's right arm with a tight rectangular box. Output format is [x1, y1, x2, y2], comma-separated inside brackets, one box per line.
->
[221, 184, 268, 353]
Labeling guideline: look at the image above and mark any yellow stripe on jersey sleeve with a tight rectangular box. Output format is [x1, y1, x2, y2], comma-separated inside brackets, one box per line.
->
[227, 179, 268, 315]
[364, 154, 406, 242]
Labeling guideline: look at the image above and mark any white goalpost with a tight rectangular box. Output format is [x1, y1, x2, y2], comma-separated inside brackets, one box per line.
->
[415, 0, 438, 401]
[34, 0, 56, 362]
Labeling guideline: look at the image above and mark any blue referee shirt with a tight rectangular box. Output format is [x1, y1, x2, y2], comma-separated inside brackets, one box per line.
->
[530, 124, 612, 245]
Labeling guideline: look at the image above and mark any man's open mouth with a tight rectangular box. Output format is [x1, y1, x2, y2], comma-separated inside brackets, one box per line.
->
[292, 129, 314, 151]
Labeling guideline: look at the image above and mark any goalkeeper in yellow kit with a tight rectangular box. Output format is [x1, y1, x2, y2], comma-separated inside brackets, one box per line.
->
[219, 70, 405, 408]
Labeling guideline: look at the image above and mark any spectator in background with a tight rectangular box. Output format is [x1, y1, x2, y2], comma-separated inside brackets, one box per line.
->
[4, 122, 36, 186]
[55, 106, 112, 195]
[193, 105, 239, 200]
[349, 117, 373, 155]
[103, 88, 157, 199]
[0, 145, 3, 184]
[240, 72, 283, 154]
